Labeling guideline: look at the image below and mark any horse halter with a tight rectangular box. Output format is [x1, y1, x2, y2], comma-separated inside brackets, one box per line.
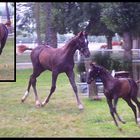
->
[77, 37, 89, 57]
[87, 67, 101, 84]
[78, 45, 89, 53]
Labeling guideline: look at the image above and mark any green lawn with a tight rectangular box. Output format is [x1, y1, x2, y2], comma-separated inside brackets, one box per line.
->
[0, 69, 140, 137]
[0, 37, 15, 81]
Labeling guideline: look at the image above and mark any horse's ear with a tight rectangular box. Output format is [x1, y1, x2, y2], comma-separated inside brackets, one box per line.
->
[83, 31, 88, 37]
[77, 31, 83, 37]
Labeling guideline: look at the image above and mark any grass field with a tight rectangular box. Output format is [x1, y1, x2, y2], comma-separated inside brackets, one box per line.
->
[0, 37, 15, 81]
[0, 69, 140, 137]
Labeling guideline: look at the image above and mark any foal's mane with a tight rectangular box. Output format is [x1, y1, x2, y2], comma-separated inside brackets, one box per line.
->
[96, 65, 111, 76]
[63, 35, 79, 48]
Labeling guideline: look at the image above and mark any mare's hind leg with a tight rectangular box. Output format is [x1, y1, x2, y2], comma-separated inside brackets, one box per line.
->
[42, 71, 58, 107]
[21, 76, 32, 102]
[123, 98, 137, 124]
[66, 70, 83, 110]
[0, 25, 8, 55]
[0, 35, 7, 54]
[131, 97, 140, 123]
[21, 68, 44, 107]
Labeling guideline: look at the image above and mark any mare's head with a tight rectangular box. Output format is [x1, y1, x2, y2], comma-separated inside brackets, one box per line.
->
[75, 31, 90, 58]
[87, 63, 104, 84]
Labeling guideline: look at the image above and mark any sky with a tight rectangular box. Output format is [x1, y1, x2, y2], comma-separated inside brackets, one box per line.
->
[0, 2, 6, 8]
[0, 2, 14, 16]
[0, 2, 13, 10]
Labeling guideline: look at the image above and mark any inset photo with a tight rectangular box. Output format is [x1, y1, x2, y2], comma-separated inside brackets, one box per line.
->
[0, 2, 15, 81]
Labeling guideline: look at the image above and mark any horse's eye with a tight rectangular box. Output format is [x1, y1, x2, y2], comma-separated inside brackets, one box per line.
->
[79, 38, 83, 43]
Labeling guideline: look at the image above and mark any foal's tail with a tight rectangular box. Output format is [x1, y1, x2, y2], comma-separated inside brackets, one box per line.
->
[16, 45, 33, 54]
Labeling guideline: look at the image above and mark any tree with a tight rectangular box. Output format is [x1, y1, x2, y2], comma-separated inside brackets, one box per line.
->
[16, 3, 35, 35]
[101, 2, 140, 77]
[34, 3, 41, 44]
[44, 3, 57, 48]
[5, 3, 10, 22]
[101, 3, 140, 51]
[79, 2, 114, 49]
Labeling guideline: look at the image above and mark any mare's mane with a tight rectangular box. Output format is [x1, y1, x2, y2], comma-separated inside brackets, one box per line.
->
[63, 35, 77, 48]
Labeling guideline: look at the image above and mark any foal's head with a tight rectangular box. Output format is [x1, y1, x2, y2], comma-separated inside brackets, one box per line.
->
[87, 63, 105, 84]
[75, 31, 90, 58]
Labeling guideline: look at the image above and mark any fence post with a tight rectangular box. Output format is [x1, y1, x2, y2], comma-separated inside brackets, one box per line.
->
[84, 60, 98, 100]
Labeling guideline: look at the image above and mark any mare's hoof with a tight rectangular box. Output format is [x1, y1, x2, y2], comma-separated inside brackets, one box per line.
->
[121, 120, 126, 124]
[137, 118, 140, 123]
[35, 104, 42, 108]
[41, 101, 46, 107]
[118, 127, 122, 131]
[137, 118, 140, 127]
[35, 101, 42, 108]
[21, 98, 25, 103]
[78, 104, 84, 110]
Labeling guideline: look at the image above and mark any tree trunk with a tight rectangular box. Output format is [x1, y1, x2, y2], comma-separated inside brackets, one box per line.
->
[45, 3, 57, 48]
[5, 3, 10, 22]
[123, 32, 133, 77]
[5, 3, 12, 33]
[34, 3, 41, 45]
[123, 32, 132, 59]
[106, 35, 112, 49]
[137, 36, 140, 49]
[132, 62, 140, 97]
[84, 61, 98, 100]
[45, 2, 52, 45]
[132, 36, 140, 97]
[51, 28, 57, 48]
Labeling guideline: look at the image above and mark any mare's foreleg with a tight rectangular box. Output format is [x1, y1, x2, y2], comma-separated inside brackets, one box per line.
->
[42, 72, 58, 106]
[66, 70, 83, 110]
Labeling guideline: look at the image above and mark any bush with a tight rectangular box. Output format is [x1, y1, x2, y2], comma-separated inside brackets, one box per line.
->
[91, 51, 131, 71]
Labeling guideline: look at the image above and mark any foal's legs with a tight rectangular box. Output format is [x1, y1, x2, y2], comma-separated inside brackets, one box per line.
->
[42, 72, 58, 106]
[131, 97, 140, 123]
[66, 70, 83, 110]
[123, 98, 137, 124]
[106, 98, 120, 129]
[113, 97, 126, 124]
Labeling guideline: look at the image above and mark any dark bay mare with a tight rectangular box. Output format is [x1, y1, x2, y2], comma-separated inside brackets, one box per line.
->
[0, 23, 9, 55]
[87, 63, 140, 130]
[19, 31, 90, 110]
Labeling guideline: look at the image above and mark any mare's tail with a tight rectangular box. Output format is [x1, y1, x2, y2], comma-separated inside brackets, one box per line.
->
[17, 45, 33, 54]
[136, 80, 140, 84]
[5, 20, 11, 27]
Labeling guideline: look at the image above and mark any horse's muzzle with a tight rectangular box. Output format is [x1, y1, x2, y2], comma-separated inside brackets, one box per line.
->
[84, 49, 90, 58]
[87, 79, 92, 84]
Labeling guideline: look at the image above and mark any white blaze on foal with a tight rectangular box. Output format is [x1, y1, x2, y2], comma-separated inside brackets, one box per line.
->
[85, 38, 88, 44]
